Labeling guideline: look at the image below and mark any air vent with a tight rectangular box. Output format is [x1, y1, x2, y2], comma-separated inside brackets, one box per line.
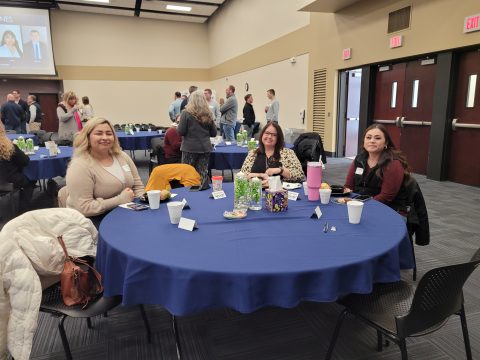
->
[312, 68, 327, 137]
[388, 6, 411, 33]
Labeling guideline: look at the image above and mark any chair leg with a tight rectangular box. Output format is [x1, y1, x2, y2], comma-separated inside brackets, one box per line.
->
[172, 314, 182, 360]
[398, 338, 408, 360]
[86, 317, 93, 329]
[459, 305, 473, 360]
[325, 309, 348, 360]
[58, 315, 73, 360]
[377, 330, 383, 352]
[409, 233, 417, 281]
[139, 304, 152, 344]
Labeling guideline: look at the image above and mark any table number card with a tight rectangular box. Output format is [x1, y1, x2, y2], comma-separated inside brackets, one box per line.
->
[212, 190, 226, 200]
[310, 206, 322, 219]
[182, 198, 191, 209]
[288, 191, 300, 201]
[178, 217, 198, 231]
[225, 141, 232, 146]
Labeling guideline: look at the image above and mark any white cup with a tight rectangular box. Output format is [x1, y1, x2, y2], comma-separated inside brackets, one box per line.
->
[319, 188, 332, 204]
[147, 190, 161, 210]
[347, 200, 364, 224]
[302, 181, 308, 196]
[167, 201, 184, 224]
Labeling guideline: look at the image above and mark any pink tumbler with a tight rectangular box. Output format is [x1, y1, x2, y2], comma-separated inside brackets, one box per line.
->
[306, 162, 322, 201]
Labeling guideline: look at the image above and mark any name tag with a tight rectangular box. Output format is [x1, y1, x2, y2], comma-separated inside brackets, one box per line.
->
[287, 191, 299, 201]
[178, 217, 198, 231]
[212, 190, 226, 199]
[122, 164, 131, 172]
[355, 167, 364, 175]
[310, 206, 322, 219]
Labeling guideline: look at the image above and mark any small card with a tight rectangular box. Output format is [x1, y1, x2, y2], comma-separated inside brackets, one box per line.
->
[288, 191, 300, 201]
[148, 128, 152, 132]
[355, 167, 364, 175]
[158, 130, 163, 135]
[181, 198, 190, 209]
[310, 206, 322, 219]
[122, 164, 131, 172]
[225, 141, 232, 145]
[129, 130, 134, 135]
[212, 190, 226, 199]
[178, 217, 198, 231]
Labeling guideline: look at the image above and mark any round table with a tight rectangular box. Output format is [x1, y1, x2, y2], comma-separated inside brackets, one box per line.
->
[7, 133, 39, 146]
[23, 146, 73, 180]
[97, 183, 414, 316]
[116, 131, 164, 150]
[210, 142, 293, 171]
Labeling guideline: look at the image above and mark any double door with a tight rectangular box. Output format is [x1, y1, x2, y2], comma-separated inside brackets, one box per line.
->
[372, 59, 437, 175]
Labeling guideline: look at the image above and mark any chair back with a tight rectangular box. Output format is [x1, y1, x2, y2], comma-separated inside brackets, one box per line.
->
[396, 251, 480, 338]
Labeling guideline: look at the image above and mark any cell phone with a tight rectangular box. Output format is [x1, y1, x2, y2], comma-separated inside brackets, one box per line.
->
[126, 203, 149, 211]
[188, 185, 201, 192]
[352, 195, 372, 201]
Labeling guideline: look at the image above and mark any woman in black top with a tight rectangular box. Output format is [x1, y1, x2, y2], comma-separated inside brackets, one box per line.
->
[0, 123, 34, 213]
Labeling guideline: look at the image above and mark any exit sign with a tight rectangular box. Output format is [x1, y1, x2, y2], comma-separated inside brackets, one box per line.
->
[342, 48, 352, 60]
[389, 35, 403, 48]
[464, 14, 480, 33]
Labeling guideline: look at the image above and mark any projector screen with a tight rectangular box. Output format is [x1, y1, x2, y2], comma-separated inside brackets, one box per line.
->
[0, 7, 55, 75]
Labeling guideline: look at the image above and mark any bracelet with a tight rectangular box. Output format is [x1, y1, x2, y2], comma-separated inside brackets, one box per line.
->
[278, 167, 284, 176]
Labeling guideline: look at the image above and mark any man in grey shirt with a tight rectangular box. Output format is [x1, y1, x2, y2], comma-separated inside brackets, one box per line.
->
[265, 88, 279, 122]
[168, 91, 182, 121]
[220, 85, 238, 141]
[204, 88, 221, 129]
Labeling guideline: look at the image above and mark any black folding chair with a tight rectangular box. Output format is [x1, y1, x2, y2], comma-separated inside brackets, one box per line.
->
[325, 248, 480, 360]
[0, 181, 20, 229]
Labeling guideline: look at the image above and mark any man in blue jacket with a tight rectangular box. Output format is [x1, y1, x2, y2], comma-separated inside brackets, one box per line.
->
[1, 94, 24, 133]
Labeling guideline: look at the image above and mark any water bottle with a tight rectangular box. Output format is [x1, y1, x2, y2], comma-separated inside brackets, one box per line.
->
[249, 177, 262, 210]
[234, 172, 249, 211]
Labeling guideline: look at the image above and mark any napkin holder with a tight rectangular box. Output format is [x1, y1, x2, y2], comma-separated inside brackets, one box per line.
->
[265, 189, 288, 212]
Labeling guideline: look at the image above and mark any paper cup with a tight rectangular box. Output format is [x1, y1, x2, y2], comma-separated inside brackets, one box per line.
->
[167, 201, 184, 224]
[147, 190, 161, 209]
[212, 176, 223, 192]
[303, 182, 308, 196]
[347, 200, 364, 224]
[319, 188, 332, 204]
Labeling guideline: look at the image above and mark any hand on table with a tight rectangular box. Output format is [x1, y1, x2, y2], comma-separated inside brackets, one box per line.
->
[121, 187, 135, 202]
[266, 167, 282, 177]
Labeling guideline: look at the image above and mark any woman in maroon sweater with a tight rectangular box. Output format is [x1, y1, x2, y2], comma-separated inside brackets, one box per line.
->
[344, 124, 411, 210]
[163, 116, 182, 163]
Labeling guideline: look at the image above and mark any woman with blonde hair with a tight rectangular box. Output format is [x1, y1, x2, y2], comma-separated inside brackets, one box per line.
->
[57, 91, 82, 144]
[0, 123, 34, 213]
[59, 117, 144, 227]
[177, 90, 217, 188]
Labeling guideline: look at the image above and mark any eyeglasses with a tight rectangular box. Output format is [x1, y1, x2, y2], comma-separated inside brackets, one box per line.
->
[264, 131, 277, 138]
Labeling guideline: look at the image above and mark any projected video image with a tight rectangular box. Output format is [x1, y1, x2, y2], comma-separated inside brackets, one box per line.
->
[0, 25, 23, 58]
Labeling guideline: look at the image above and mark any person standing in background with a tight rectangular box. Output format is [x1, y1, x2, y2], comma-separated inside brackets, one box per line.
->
[242, 94, 256, 139]
[1, 94, 23, 133]
[168, 91, 182, 121]
[265, 88, 279, 122]
[180, 85, 198, 111]
[81, 96, 94, 123]
[164, 114, 182, 164]
[204, 88, 221, 130]
[57, 91, 82, 144]
[12, 90, 29, 133]
[220, 85, 238, 141]
[27, 95, 42, 131]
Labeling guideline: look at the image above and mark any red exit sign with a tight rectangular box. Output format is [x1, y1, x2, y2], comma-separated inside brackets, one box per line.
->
[464, 14, 480, 33]
[389, 35, 403, 48]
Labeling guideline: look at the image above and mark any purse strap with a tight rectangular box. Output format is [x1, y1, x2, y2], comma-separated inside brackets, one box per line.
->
[57, 235, 71, 260]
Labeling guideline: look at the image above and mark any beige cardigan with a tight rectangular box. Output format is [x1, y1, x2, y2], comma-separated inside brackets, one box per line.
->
[65, 151, 144, 216]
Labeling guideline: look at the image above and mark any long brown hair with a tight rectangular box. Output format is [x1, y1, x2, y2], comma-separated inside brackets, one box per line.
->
[361, 123, 411, 181]
[257, 121, 285, 161]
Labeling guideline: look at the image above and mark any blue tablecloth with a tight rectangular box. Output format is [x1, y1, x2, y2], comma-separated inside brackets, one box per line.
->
[7, 133, 39, 146]
[23, 146, 73, 180]
[210, 142, 293, 171]
[97, 183, 414, 316]
[116, 131, 164, 150]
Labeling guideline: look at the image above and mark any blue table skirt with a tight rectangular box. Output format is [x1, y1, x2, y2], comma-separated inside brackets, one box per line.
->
[7, 133, 39, 146]
[23, 146, 73, 180]
[210, 142, 293, 171]
[97, 183, 413, 316]
[116, 131, 164, 150]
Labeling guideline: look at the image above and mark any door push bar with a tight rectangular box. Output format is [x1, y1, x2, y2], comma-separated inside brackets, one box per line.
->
[451, 118, 480, 131]
[374, 117, 432, 127]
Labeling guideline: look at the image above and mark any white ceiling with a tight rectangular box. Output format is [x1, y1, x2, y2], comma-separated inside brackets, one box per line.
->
[1, 0, 227, 23]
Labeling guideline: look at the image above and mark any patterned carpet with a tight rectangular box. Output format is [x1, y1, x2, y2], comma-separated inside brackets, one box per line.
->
[21, 153, 480, 360]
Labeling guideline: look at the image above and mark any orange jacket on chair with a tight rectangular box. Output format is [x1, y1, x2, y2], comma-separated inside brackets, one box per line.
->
[145, 164, 201, 191]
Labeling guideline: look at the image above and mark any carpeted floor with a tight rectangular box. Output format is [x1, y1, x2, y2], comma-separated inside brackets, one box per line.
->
[21, 153, 480, 359]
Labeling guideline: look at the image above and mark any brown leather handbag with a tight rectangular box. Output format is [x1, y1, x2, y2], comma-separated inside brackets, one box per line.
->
[57, 236, 103, 307]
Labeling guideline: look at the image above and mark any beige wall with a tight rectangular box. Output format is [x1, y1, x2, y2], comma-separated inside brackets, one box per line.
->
[210, 54, 309, 131]
[207, 0, 311, 66]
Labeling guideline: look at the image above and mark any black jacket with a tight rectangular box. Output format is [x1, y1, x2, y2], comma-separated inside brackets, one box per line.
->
[293, 132, 327, 174]
[0, 144, 31, 188]
[404, 178, 430, 246]
[242, 103, 255, 126]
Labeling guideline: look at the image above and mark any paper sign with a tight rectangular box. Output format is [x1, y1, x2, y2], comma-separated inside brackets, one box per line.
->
[178, 217, 198, 231]
[212, 190, 226, 199]
[158, 130, 163, 135]
[225, 141, 232, 145]
[288, 191, 300, 201]
[311, 206, 322, 219]
[181, 198, 191, 209]
[129, 130, 134, 135]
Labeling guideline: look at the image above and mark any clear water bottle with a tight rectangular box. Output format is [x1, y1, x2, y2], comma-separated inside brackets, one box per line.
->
[26, 138, 34, 153]
[249, 177, 262, 210]
[234, 172, 249, 211]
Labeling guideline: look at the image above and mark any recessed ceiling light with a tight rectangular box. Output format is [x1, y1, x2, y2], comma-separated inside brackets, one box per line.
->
[84, 0, 110, 3]
[166, 4, 192, 12]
